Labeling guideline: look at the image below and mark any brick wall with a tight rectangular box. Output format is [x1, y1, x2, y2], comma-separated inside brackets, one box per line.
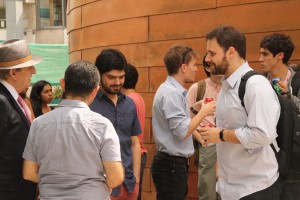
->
[67, 0, 300, 199]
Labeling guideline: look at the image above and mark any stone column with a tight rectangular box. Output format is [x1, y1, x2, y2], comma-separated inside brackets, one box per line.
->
[6, 0, 24, 39]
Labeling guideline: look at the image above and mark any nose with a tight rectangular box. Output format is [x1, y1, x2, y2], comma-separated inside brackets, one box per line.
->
[205, 54, 211, 63]
[258, 55, 263, 62]
[114, 78, 121, 85]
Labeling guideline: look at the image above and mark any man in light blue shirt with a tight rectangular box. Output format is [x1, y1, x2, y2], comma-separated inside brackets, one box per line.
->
[200, 26, 283, 200]
[151, 44, 216, 200]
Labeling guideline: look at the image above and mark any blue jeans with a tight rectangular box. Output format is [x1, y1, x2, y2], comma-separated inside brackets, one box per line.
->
[137, 153, 147, 200]
[151, 154, 188, 200]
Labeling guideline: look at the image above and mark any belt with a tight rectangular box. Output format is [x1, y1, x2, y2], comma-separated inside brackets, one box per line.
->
[156, 151, 189, 165]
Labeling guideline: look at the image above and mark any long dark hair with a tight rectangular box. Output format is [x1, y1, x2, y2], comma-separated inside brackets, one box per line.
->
[30, 80, 52, 117]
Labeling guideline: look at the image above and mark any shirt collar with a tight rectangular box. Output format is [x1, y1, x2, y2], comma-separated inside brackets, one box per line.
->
[97, 90, 126, 100]
[166, 75, 188, 96]
[224, 61, 252, 88]
[58, 99, 90, 109]
[0, 80, 19, 101]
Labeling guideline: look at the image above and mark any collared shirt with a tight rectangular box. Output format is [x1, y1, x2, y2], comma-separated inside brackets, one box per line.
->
[0, 80, 32, 118]
[90, 91, 141, 196]
[23, 100, 121, 200]
[216, 62, 280, 200]
[152, 76, 194, 158]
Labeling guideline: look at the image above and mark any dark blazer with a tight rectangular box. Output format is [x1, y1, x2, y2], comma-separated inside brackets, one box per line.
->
[0, 83, 36, 200]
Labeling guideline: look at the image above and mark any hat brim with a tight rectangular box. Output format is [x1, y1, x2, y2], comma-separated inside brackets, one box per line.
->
[0, 55, 43, 70]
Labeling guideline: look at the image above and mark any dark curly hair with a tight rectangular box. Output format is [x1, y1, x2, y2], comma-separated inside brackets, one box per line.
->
[95, 48, 127, 75]
[123, 63, 139, 89]
[260, 33, 294, 64]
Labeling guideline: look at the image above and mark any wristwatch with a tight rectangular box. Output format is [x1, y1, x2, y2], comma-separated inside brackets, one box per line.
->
[219, 129, 225, 142]
[190, 106, 198, 115]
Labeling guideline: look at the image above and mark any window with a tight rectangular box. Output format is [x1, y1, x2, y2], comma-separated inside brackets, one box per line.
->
[0, 0, 5, 29]
[37, 0, 66, 28]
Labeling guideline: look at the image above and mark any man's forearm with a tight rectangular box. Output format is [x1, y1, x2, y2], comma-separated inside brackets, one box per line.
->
[222, 129, 241, 144]
[131, 139, 141, 182]
[23, 160, 40, 183]
[184, 111, 206, 139]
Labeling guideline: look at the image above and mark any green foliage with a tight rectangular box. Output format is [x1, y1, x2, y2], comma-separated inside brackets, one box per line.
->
[53, 86, 63, 99]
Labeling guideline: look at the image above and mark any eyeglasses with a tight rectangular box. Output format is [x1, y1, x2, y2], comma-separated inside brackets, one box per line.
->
[182, 47, 193, 64]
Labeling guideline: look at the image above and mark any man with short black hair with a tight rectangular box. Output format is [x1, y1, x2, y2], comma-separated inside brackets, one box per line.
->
[259, 33, 300, 200]
[23, 60, 124, 200]
[90, 49, 141, 200]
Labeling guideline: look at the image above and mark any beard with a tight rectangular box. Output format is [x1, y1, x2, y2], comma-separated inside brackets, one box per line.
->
[210, 56, 229, 75]
[100, 80, 122, 95]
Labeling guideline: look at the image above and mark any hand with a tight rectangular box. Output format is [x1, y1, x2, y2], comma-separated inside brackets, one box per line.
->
[278, 81, 288, 94]
[193, 129, 207, 147]
[198, 127, 222, 145]
[199, 100, 216, 117]
[192, 100, 204, 111]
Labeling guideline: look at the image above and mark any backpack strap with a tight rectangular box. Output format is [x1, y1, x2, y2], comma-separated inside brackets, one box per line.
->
[196, 79, 206, 102]
[291, 71, 300, 97]
[238, 70, 261, 109]
[238, 70, 280, 158]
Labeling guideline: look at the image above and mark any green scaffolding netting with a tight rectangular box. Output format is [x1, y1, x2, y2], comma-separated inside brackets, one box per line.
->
[28, 43, 69, 86]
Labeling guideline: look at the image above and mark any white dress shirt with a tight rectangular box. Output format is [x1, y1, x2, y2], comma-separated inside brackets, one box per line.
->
[0, 80, 32, 119]
[216, 62, 280, 200]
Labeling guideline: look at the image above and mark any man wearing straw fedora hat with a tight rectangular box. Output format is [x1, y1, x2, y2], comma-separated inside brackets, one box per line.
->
[0, 39, 42, 200]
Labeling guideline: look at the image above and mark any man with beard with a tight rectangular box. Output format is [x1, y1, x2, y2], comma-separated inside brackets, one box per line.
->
[90, 48, 141, 200]
[199, 26, 283, 200]
[151, 45, 216, 200]
[259, 33, 300, 200]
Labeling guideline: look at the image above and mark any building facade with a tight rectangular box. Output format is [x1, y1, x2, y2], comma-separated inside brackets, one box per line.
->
[0, 0, 67, 44]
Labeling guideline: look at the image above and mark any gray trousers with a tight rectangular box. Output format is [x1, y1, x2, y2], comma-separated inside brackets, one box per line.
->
[198, 144, 219, 200]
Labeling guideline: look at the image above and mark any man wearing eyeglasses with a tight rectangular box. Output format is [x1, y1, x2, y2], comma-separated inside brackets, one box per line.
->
[151, 44, 216, 200]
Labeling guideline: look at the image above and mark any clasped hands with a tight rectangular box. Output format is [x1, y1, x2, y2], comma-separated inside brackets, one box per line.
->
[194, 127, 222, 146]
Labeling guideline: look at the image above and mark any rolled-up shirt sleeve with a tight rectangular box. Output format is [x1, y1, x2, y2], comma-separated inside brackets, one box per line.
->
[236, 77, 280, 149]
[160, 91, 191, 140]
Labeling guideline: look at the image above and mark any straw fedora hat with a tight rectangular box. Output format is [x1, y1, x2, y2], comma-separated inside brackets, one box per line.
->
[0, 39, 43, 70]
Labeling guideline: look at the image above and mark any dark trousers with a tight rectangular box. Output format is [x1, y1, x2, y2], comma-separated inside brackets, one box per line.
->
[151, 154, 189, 200]
[137, 153, 147, 200]
[240, 176, 283, 200]
[280, 181, 300, 200]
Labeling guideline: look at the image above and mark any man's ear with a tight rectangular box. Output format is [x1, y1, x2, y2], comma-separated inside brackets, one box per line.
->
[90, 85, 100, 101]
[277, 52, 284, 61]
[60, 78, 65, 91]
[9, 69, 18, 80]
[181, 63, 187, 73]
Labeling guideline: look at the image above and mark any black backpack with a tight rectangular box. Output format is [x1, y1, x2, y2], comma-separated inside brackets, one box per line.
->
[238, 70, 300, 181]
